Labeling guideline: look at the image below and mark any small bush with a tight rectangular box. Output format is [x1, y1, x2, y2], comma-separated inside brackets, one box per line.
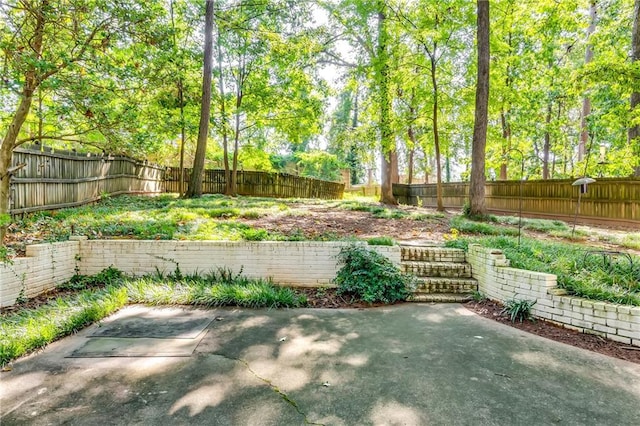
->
[462, 202, 471, 217]
[59, 265, 124, 291]
[472, 291, 487, 302]
[240, 210, 263, 219]
[367, 236, 395, 246]
[208, 208, 239, 218]
[501, 299, 536, 323]
[333, 245, 414, 304]
[241, 228, 269, 241]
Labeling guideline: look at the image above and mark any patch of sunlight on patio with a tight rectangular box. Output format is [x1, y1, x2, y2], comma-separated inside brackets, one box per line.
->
[369, 400, 425, 425]
[169, 382, 232, 416]
[237, 315, 272, 329]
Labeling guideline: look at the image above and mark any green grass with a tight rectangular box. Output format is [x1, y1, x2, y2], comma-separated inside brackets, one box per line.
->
[445, 236, 640, 306]
[0, 268, 307, 366]
[0, 285, 128, 366]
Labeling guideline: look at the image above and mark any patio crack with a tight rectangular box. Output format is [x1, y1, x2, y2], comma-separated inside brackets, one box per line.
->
[218, 354, 325, 426]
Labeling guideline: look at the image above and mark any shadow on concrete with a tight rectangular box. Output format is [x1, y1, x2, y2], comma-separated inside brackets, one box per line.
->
[2, 304, 640, 425]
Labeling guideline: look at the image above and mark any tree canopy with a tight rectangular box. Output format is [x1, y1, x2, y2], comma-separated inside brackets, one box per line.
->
[1, 0, 639, 217]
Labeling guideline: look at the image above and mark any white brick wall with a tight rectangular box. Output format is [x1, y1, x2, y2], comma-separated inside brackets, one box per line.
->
[1, 239, 400, 307]
[1, 241, 80, 307]
[79, 240, 400, 287]
[467, 244, 640, 348]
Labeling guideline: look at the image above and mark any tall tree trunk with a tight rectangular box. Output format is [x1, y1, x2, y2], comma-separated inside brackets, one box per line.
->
[407, 87, 417, 184]
[499, 32, 512, 181]
[431, 55, 444, 211]
[469, 0, 490, 216]
[630, 0, 640, 176]
[231, 90, 242, 196]
[579, 1, 597, 162]
[499, 108, 511, 180]
[349, 89, 360, 184]
[407, 145, 415, 184]
[171, 0, 186, 196]
[215, 27, 232, 195]
[543, 102, 552, 179]
[377, 1, 397, 205]
[186, 0, 214, 198]
[178, 80, 186, 196]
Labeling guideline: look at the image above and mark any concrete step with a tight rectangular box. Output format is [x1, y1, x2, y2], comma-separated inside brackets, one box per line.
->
[402, 261, 471, 278]
[409, 293, 474, 303]
[400, 246, 466, 263]
[413, 277, 477, 294]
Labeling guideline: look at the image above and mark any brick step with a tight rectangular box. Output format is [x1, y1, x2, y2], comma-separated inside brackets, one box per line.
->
[413, 277, 477, 294]
[409, 293, 474, 303]
[400, 246, 466, 263]
[402, 261, 471, 278]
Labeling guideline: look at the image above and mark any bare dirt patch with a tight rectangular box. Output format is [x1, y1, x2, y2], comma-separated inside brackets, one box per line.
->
[240, 203, 451, 243]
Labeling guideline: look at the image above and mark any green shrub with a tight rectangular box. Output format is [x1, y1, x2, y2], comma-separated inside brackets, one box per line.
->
[472, 291, 487, 302]
[501, 299, 536, 322]
[208, 208, 240, 218]
[462, 202, 471, 217]
[59, 265, 124, 290]
[241, 228, 269, 241]
[333, 245, 414, 304]
[367, 236, 395, 246]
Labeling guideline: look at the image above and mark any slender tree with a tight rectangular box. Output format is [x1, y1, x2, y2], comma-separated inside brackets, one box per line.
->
[578, 1, 597, 162]
[469, 0, 490, 216]
[630, 0, 640, 176]
[186, 0, 215, 198]
[377, 0, 398, 204]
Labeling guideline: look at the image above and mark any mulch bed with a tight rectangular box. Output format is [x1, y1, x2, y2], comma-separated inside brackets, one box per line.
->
[465, 299, 640, 365]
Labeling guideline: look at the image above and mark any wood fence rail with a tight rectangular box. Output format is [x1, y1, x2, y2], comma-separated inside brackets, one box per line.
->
[164, 167, 345, 200]
[9, 146, 164, 215]
[393, 178, 640, 227]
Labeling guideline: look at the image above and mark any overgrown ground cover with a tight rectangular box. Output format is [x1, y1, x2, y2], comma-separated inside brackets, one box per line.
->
[3, 194, 452, 258]
[6, 193, 637, 258]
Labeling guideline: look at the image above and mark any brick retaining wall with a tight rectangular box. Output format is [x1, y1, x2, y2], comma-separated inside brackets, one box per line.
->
[1, 242, 79, 307]
[467, 244, 640, 347]
[0, 239, 400, 308]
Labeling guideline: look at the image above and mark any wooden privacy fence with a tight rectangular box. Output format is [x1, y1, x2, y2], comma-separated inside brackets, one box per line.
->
[393, 178, 640, 227]
[10, 146, 164, 215]
[164, 167, 345, 199]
